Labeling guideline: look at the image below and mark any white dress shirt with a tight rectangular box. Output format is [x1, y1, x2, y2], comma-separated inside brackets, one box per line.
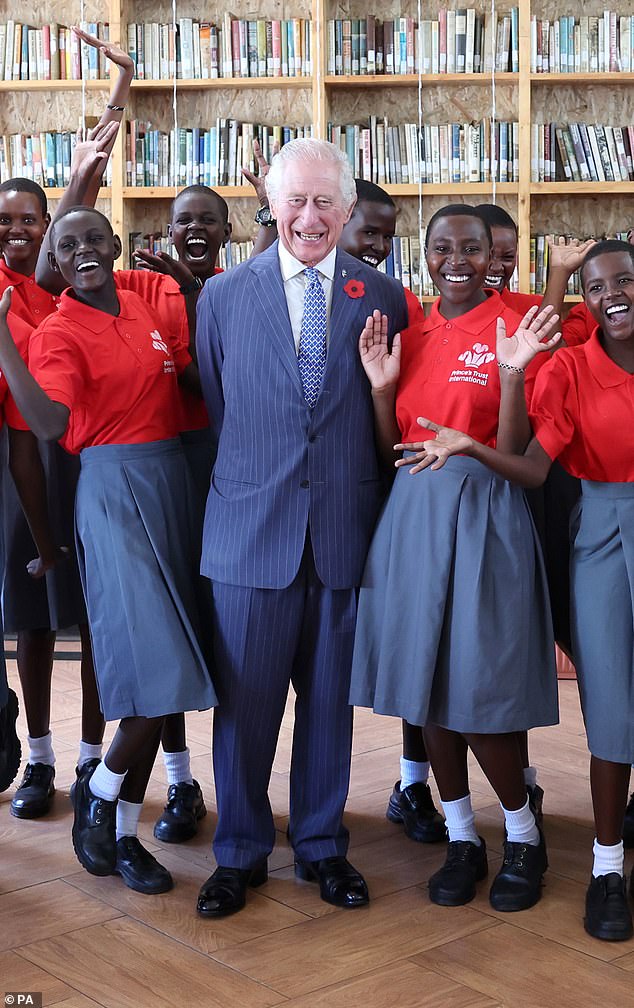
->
[278, 243, 337, 353]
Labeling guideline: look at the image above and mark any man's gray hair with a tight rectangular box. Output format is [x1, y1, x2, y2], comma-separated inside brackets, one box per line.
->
[265, 138, 357, 211]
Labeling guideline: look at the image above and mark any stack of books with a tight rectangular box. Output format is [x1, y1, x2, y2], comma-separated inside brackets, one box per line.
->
[530, 231, 630, 293]
[531, 12, 634, 72]
[0, 21, 110, 80]
[129, 231, 254, 268]
[128, 16, 312, 80]
[531, 122, 634, 182]
[125, 120, 312, 187]
[326, 9, 520, 75]
[328, 118, 520, 184]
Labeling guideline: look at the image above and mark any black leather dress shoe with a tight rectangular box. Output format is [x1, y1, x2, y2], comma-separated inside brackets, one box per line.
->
[584, 872, 633, 941]
[526, 784, 545, 828]
[69, 758, 102, 806]
[10, 762, 55, 819]
[294, 856, 369, 908]
[115, 836, 174, 894]
[386, 780, 447, 843]
[197, 863, 268, 917]
[0, 688, 21, 793]
[623, 792, 634, 849]
[72, 770, 117, 876]
[428, 838, 488, 906]
[489, 830, 548, 911]
[153, 779, 207, 843]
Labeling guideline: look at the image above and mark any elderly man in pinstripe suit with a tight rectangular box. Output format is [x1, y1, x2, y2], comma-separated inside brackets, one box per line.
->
[195, 138, 408, 918]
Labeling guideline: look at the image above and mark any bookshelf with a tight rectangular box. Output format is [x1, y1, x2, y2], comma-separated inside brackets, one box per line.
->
[1, 0, 633, 288]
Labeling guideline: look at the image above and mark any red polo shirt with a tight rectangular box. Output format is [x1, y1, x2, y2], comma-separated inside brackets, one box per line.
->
[397, 291, 545, 446]
[0, 260, 60, 328]
[26, 288, 190, 454]
[501, 288, 543, 316]
[562, 301, 594, 348]
[404, 286, 425, 326]
[530, 326, 634, 482]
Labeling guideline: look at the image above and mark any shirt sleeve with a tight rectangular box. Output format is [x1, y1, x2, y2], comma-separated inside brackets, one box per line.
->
[117, 271, 189, 367]
[404, 286, 425, 327]
[529, 353, 578, 462]
[562, 303, 593, 347]
[27, 320, 83, 414]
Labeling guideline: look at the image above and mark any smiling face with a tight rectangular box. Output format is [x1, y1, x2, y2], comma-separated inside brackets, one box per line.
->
[582, 250, 634, 349]
[340, 200, 396, 268]
[49, 209, 120, 296]
[484, 224, 517, 293]
[269, 158, 353, 266]
[425, 214, 490, 316]
[169, 190, 231, 279]
[0, 190, 50, 275]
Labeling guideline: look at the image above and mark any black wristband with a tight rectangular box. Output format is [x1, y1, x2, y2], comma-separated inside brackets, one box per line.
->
[107, 104, 125, 111]
[179, 276, 204, 295]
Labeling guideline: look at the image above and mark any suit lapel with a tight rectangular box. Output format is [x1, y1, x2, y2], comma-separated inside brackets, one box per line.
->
[325, 252, 367, 378]
[248, 243, 303, 394]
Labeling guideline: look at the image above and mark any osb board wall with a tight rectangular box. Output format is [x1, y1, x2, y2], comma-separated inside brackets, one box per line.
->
[327, 81, 517, 125]
[395, 193, 518, 234]
[8, 2, 107, 25]
[128, 86, 314, 131]
[0, 91, 110, 135]
[127, 1, 313, 25]
[531, 83, 634, 125]
[531, 194, 634, 238]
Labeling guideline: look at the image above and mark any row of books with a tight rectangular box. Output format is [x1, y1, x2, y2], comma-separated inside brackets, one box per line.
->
[327, 10, 519, 76]
[530, 232, 630, 294]
[125, 121, 312, 188]
[328, 119, 519, 185]
[128, 17, 312, 80]
[0, 133, 112, 188]
[531, 122, 634, 183]
[531, 13, 634, 73]
[0, 22, 110, 81]
[129, 232, 254, 271]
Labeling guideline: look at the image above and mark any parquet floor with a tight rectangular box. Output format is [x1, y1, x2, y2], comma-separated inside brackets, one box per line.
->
[1, 646, 632, 1008]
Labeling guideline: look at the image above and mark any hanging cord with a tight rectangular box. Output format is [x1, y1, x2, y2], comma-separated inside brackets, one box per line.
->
[490, 0, 497, 201]
[172, 0, 179, 192]
[315, 0, 322, 137]
[80, 0, 87, 139]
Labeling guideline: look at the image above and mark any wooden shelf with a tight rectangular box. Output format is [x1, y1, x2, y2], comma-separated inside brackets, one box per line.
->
[130, 76, 312, 91]
[0, 79, 111, 91]
[122, 186, 257, 199]
[530, 72, 634, 84]
[324, 72, 518, 88]
[531, 182, 634, 194]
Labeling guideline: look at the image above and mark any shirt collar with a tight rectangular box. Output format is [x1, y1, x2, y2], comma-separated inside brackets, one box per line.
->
[58, 287, 136, 333]
[278, 243, 337, 283]
[585, 324, 634, 388]
[0, 260, 29, 286]
[425, 290, 516, 337]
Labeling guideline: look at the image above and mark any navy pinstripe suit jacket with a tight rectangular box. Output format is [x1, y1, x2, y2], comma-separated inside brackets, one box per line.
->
[196, 240, 408, 590]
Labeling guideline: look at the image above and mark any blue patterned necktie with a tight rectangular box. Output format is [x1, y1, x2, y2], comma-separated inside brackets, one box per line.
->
[298, 267, 327, 408]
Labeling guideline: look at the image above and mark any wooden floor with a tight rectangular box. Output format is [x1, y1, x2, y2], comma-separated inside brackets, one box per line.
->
[1, 649, 633, 1008]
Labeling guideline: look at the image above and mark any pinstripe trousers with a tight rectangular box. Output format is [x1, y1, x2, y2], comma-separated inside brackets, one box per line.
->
[210, 539, 357, 867]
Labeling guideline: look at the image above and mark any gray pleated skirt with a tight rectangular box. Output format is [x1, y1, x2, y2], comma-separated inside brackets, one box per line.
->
[571, 480, 634, 763]
[1, 428, 87, 632]
[350, 454, 559, 733]
[75, 439, 217, 721]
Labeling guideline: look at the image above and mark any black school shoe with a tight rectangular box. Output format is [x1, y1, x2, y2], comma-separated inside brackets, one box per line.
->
[428, 838, 488, 906]
[70, 758, 102, 806]
[115, 836, 174, 894]
[386, 781, 447, 843]
[153, 780, 207, 843]
[623, 793, 634, 849]
[72, 768, 117, 876]
[11, 762, 55, 818]
[526, 784, 545, 828]
[0, 688, 21, 792]
[489, 830, 548, 912]
[584, 873, 633, 941]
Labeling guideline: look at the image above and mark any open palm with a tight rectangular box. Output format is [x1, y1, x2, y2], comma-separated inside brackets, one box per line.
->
[497, 304, 560, 371]
[358, 310, 401, 391]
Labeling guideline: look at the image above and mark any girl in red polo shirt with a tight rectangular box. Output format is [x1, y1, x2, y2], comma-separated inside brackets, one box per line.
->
[403, 238, 634, 942]
[0, 206, 216, 894]
[350, 204, 560, 913]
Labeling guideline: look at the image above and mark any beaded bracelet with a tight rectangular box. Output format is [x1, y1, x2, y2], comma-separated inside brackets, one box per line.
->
[107, 104, 125, 111]
[497, 361, 525, 375]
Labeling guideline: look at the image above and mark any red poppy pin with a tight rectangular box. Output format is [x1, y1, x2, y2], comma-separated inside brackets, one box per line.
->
[343, 278, 365, 299]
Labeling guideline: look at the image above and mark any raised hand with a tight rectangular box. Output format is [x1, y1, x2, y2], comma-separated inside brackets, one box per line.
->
[496, 304, 560, 371]
[242, 138, 280, 202]
[133, 248, 196, 288]
[0, 286, 12, 327]
[70, 120, 119, 180]
[358, 310, 400, 392]
[546, 235, 596, 278]
[71, 27, 135, 76]
[394, 417, 474, 474]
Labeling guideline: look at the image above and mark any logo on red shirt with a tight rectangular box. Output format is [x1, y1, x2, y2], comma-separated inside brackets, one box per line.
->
[450, 342, 495, 387]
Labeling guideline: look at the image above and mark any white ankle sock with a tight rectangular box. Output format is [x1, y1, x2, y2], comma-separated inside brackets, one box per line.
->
[27, 732, 55, 767]
[400, 757, 430, 789]
[523, 765, 538, 789]
[441, 794, 480, 844]
[592, 838, 624, 878]
[78, 741, 103, 768]
[163, 747, 193, 786]
[90, 761, 126, 802]
[116, 799, 143, 841]
[502, 797, 540, 845]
